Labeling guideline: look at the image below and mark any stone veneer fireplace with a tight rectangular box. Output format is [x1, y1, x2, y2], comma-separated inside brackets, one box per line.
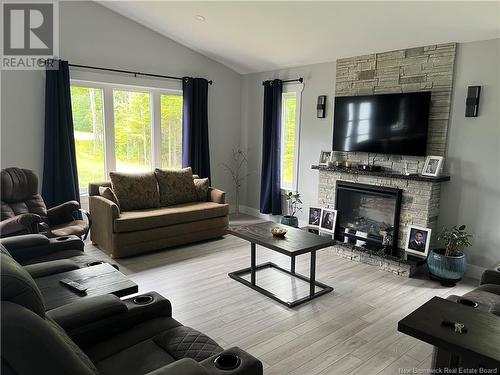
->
[315, 167, 450, 276]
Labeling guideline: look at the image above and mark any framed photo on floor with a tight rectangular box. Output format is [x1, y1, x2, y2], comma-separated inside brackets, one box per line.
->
[421, 156, 444, 177]
[405, 225, 432, 258]
[319, 208, 337, 233]
[308, 207, 322, 228]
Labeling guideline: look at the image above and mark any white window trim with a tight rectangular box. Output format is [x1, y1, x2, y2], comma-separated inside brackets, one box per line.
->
[70, 79, 182, 194]
[280, 83, 303, 192]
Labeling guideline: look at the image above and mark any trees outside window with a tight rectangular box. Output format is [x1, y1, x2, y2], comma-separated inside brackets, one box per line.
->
[71, 86, 105, 193]
[280, 85, 302, 191]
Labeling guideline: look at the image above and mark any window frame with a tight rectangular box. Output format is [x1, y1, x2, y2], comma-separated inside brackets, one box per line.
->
[280, 83, 303, 192]
[70, 79, 182, 194]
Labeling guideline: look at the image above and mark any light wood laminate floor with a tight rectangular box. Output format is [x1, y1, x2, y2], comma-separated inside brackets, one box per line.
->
[86, 215, 477, 375]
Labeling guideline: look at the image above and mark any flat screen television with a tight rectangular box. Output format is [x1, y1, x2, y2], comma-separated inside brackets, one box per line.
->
[333, 92, 431, 156]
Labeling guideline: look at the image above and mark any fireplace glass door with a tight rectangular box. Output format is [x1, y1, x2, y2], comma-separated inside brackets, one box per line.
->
[335, 181, 402, 252]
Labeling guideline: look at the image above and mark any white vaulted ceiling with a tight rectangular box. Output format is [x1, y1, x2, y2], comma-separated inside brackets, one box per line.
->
[99, 1, 500, 74]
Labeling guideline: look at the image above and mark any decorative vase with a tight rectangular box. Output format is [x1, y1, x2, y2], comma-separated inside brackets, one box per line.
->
[427, 248, 467, 287]
[281, 215, 299, 228]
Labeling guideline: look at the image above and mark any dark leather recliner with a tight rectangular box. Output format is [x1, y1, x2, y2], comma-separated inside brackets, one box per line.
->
[0, 234, 109, 279]
[0, 250, 263, 375]
[0, 167, 90, 238]
[432, 261, 500, 370]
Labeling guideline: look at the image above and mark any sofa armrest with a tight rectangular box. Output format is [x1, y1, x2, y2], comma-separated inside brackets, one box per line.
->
[0, 213, 42, 236]
[200, 347, 263, 375]
[68, 292, 172, 348]
[48, 294, 128, 331]
[47, 200, 80, 225]
[0, 234, 84, 263]
[89, 195, 120, 251]
[145, 359, 210, 375]
[208, 188, 226, 204]
[481, 263, 500, 286]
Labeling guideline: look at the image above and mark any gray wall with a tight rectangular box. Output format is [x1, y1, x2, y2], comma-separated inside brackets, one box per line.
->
[240, 62, 337, 218]
[240, 39, 500, 271]
[1, 1, 242, 203]
[438, 39, 500, 271]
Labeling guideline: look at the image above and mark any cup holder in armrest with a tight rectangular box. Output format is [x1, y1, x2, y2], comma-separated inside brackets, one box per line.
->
[133, 295, 155, 305]
[56, 236, 70, 241]
[214, 353, 241, 371]
[458, 298, 479, 308]
[86, 261, 105, 267]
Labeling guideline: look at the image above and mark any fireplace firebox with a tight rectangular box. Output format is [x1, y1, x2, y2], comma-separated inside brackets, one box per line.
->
[335, 181, 402, 255]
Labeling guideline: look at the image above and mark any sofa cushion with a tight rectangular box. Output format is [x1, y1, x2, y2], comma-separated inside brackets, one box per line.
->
[113, 202, 229, 233]
[194, 178, 209, 202]
[99, 187, 120, 209]
[155, 168, 197, 206]
[109, 172, 160, 211]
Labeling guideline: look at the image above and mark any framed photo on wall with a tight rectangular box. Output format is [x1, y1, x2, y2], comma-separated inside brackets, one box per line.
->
[405, 225, 432, 258]
[308, 207, 322, 228]
[421, 156, 444, 177]
[320, 208, 337, 233]
[319, 150, 332, 166]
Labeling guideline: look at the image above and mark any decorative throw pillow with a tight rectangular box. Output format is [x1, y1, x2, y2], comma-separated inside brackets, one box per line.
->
[154, 167, 197, 206]
[194, 178, 209, 201]
[98, 186, 120, 208]
[109, 172, 160, 211]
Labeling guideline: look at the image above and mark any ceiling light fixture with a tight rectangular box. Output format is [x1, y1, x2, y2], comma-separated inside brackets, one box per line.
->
[195, 15, 206, 22]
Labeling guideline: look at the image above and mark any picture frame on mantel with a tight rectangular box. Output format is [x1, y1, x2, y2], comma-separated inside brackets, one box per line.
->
[319, 150, 332, 166]
[421, 156, 444, 177]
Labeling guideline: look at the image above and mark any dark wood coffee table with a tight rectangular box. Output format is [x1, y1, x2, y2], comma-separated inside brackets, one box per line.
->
[36, 263, 138, 310]
[228, 221, 335, 307]
[398, 296, 500, 369]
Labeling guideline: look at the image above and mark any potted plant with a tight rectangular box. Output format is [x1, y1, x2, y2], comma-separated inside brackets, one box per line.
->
[221, 148, 248, 216]
[427, 225, 472, 286]
[281, 192, 302, 227]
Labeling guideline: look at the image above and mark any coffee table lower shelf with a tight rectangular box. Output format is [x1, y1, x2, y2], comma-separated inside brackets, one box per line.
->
[229, 262, 333, 308]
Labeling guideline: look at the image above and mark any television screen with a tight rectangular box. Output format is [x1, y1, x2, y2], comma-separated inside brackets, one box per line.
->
[333, 92, 431, 156]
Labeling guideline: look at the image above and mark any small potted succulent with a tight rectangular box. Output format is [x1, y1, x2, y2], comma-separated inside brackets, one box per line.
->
[281, 192, 302, 228]
[427, 225, 472, 286]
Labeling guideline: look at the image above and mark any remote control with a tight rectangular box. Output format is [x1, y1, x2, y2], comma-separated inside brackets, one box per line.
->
[59, 278, 87, 293]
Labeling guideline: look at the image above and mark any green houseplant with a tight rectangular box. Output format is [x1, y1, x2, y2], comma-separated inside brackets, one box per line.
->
[281, 192, 302, 227]
[427, 225, 472, 286]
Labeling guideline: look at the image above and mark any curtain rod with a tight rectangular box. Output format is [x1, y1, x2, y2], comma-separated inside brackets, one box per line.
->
[262, 77, 303, 86]
[68, 63, 213, 85]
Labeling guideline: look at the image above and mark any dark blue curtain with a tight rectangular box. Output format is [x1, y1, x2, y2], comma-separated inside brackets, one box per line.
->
[42, 60, 80, 207]
[260, 79, 282, 215]
[182, 77, 211, 180]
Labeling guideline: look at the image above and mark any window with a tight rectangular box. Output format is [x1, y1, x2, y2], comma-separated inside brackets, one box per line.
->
[113, 90, 152, 172]
[71, 81, 182, 193]
[71, 86, 105, 191]
[160, 94, 183, 169]
[280, 84, 302, 191]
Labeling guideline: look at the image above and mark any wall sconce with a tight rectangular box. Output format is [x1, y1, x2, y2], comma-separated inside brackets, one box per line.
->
[465, 86, 481, 117]
[317, 95, 326, 118]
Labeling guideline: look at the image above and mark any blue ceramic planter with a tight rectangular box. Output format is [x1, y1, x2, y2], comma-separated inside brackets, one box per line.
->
[281, 216, 299, 228]
[427, 248, 467, 286]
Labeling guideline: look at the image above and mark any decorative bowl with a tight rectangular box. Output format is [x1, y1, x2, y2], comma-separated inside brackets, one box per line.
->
[271, 227, 287, 238]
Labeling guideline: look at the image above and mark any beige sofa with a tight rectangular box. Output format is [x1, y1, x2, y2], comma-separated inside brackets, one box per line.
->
[88, 171, 229, 258]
